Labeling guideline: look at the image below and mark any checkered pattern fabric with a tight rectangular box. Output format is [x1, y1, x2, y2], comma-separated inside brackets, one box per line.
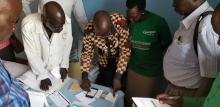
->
[80, 13, 131, 74]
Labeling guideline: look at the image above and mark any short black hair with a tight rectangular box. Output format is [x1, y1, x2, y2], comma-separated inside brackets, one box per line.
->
[126, 0, 146, 10]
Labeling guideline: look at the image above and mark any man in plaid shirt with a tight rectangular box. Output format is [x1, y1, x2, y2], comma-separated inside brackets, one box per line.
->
[80, 11, 131, 95]
[0, 0, 30, 106]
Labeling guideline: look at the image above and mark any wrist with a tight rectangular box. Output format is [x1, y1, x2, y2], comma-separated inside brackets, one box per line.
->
[114, 72, 122, 80]
[82, 72, 89, 80]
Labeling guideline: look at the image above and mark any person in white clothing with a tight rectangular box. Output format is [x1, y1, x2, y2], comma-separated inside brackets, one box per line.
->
[22, 0, 88, 61]
[161, 0, 220, 96]
[22, 1, 73, 90]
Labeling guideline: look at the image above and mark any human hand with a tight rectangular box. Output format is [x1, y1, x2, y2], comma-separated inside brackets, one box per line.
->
[157, 93, 182, 107]
[40, 78, 52, 91]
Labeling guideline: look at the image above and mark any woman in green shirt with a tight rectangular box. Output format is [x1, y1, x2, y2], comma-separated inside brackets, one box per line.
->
[157, 3, 220, 107]
[125, 0, 172, 106]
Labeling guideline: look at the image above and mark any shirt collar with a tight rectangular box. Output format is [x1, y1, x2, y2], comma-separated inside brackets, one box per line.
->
[181, 1, 211, 29]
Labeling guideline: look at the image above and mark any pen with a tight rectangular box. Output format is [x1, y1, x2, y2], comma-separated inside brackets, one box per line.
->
[58, 91, 71, 104]
[151, 100, 157, 107]
[165, 96, 180, 100]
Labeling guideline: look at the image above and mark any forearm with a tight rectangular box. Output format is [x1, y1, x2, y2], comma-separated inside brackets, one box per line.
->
[195, 77, 214, 96]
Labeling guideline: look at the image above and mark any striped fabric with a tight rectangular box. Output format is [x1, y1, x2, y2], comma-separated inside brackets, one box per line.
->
[0, 60, 30, 107]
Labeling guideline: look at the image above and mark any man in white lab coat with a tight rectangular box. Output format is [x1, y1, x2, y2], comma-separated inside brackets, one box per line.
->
[22, 1, 73, 90]
[22, 0, 88, 61]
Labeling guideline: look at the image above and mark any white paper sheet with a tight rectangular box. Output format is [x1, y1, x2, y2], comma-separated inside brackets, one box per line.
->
[132, 97, 172, 107]
[27, 91, 48, 107]
[75, 91, 95, 105]
[49, 91, 69, 107]
[105, 93, 118, 103]
[17, 70, 68, 95]
[51, 67, 61, 79]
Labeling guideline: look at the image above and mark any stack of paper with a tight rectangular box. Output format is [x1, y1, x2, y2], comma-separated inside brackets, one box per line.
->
[49, 91, 70, 107]
[132, 97, 172, 107]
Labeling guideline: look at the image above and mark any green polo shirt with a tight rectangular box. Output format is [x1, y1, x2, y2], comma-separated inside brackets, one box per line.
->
[183, 72, 220, 107]
[128, 11, 171, 77]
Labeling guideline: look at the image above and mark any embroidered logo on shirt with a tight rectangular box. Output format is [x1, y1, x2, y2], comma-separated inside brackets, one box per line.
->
[143, 31, 157, 36]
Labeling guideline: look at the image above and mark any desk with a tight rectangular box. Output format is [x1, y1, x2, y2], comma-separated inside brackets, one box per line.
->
[47, 79, 124, 107]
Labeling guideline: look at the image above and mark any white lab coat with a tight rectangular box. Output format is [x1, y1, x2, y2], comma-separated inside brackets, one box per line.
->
[21, 13, 73, 80]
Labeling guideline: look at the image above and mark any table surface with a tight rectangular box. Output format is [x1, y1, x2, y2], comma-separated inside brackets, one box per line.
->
[46, 79, 124, 107]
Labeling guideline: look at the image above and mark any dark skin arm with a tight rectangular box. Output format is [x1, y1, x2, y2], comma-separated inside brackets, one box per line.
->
[60, 68, 68, 82]
[157, 93, 182, 107]
[113, 75, 122, 97]
[40, 68, 68, 91]
[81, 72, 91, 92]
[195, 77, 214, 96]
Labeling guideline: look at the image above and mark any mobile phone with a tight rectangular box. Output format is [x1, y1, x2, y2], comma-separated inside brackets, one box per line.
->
[85, 88, 98, 98]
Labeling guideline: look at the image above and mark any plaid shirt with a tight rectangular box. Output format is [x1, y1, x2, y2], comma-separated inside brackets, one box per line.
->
[0, 60, 29, 107]
[80, 13, 131, 74]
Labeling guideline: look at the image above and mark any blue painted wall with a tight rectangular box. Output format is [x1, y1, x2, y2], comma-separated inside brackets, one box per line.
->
[82, 0, 219, 35]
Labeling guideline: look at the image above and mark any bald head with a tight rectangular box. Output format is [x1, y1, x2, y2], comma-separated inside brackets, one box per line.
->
[212, 3, 220, 45]
[93, 11, 112, 36]
[42, 1, 65, 33]
[0, 0, 22, 43]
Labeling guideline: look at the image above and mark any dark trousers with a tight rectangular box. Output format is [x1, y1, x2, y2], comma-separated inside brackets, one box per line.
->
[96, 58, 127, 91]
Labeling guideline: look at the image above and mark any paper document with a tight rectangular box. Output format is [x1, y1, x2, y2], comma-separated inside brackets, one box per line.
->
[132, 97, 172, 107]
[105, 92, 118, 103]
[49, 91, 70, 107]
[17, 70, 68, 95]
[75, 91, 95, 105]
[51, 67, 61, 79]
[27, 91, 48, 107]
